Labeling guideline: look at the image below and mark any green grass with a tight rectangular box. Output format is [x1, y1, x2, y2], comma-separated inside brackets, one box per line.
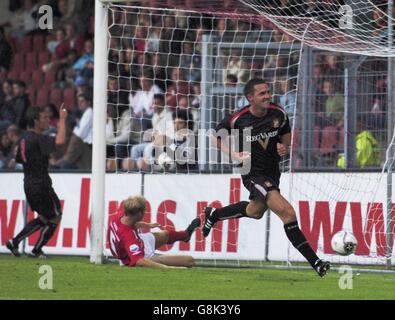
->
[0, 255, 394, 300]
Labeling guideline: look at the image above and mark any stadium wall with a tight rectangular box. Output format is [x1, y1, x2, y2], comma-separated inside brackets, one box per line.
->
[0, 173, 393, 265]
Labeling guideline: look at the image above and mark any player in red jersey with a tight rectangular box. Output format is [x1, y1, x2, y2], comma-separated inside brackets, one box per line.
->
[108, 195, 201, 268]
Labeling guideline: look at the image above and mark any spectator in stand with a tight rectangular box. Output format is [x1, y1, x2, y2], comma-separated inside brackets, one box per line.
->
[119, 46, 142, 92]
[42, 103, 60, 136]
[322, 54, 343, 91]
[124, 93, 174, 172]
[129, 68, 163, 118]
[166, 67, 191, 109]
[146, 24, 161, 53]
[151, 52, 168, 92]
[70, 39, 94, 86]
[180, 41, 201, 82]
[11, 80, 31, 130]
[4, 124, 22, 170]
[177, 96, 199, 133]
[64, 22, 85, 55]
[6, 0, 40, 39]
[0, 80, 14, 132]
[277, 77, 296, 117]
[107, 77, 129, 106]
[0, 131, 13, 169]
[54, 49, 79, 89]
[0, 27, 12, 72]
[337, 115, 382, 169]
[106, 102, 133, 171]
[47, 28, 70, 61]
[191, 81, 202, 110]
[53, 0, 83, 32]
[322, 79, 344, 128]
[133, 26, 147, 54]
[167, 109, 197, 173]
[54, 94, 92, 170]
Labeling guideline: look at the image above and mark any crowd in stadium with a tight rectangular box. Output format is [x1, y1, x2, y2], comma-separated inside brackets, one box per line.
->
[0, 0, 386, 172]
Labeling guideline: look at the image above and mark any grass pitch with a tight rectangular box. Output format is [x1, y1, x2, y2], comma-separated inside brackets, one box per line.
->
[0, 255, 394, 300]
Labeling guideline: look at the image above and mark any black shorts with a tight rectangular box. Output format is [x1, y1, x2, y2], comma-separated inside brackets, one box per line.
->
[24, 184, 62, 220]
[242, 175, 280, 202]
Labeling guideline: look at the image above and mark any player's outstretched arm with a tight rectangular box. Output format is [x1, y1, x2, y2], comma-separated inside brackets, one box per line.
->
[135, 258, 187, 269]
[56, 103, 68, 146]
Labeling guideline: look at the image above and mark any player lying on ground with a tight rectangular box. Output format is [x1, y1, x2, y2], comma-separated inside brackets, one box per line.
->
[6, 105, 67, 258]
[203, 78, 330, 277]
[108, 195, 201, 268]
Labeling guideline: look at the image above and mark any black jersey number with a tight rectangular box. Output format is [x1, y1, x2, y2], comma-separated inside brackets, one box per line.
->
[258, 137, 270, 150]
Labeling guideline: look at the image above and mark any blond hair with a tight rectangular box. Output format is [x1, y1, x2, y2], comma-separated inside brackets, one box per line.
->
[123, 195, 146, 216]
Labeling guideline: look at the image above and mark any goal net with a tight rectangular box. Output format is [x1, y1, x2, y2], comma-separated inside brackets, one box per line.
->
[98, 0, 395, 268]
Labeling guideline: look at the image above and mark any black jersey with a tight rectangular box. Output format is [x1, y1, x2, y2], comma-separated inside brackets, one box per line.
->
[215, 103, 291, 179]
[15, 131, 56, 186]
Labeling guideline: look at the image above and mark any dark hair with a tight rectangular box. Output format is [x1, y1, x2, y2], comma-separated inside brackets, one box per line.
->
[153, 93, 165, 105]
[25, 106, 45, 128]
[226, 74, 238, 83]
[14, 80, 26, 89]
[77, 93, 92, 103]
[173, 109, 194, 131]
[44, 103, 59, 119]
[243, 78, 269, 99]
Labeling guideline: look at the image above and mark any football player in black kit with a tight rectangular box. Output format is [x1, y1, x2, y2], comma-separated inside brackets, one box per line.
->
[6, 105, 67, 258]
[202, 78, 330, 277]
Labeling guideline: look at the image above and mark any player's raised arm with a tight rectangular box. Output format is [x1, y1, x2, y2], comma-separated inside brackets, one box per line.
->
[56, 103, 68, 146]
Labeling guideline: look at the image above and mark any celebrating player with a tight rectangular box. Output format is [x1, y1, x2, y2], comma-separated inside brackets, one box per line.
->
[108, 195, 201, 268]
[203, 78, 330, 277]
[6, 105, 67, 258]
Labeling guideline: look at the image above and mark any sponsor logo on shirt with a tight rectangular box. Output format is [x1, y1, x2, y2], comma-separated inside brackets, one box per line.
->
[129, 244, 141, 255]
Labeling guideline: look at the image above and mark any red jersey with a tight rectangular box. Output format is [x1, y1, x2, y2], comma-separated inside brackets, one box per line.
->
[108, 213, 145, 267]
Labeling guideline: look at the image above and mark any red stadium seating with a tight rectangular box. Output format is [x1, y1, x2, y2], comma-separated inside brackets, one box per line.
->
[11, 53, 24, 73]
[19, 70, 31, 84]
[32, 70, 44, 90]
[20, 35, 32, 54]
[7, 70, 17, 81]
[63, 88, 76, 110]
[50, 88, 63, 107]
[36, 88, 49, 107]
[44, 69, 56, 85]
[38, 51, 50, 67]
[319, 126, 339, 155]
[33, 34, 46, 52]
[25, 52, 38, 73]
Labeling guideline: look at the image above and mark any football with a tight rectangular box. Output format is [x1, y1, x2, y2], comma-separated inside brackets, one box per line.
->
[331, 230, 358, 256]
[157, 152, 175, 170]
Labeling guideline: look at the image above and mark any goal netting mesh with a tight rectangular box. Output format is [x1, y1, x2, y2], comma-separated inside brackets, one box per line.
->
[103, 0, 394, 268]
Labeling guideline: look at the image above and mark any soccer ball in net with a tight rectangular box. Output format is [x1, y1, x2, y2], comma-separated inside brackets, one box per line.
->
[331, 230, 358, 256]
[157, 152, 175, 171]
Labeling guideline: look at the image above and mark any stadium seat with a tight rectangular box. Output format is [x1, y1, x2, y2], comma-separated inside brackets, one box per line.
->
[319, 126, 339, 155]
[20, 35, 32, 54]
[44, 69, 56, 85]
[25, 52, 37, 73]
[33, 34, 46, 52]
[63, 88, 76, 110]
[18, 70, 31, 84]
[36, 88, 49, 107]
[50, 88, 63, 107]
[38, 51, 50, 67]
[11, 53, 24, 73]
[7, 70, 17, 81]
[32, 70, 44, 90]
